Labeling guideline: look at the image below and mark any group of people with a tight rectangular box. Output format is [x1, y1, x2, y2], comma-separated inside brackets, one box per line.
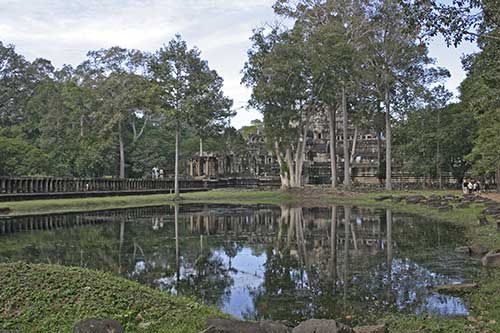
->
[151, 166, 164, 179]
[462, 179, 481, 194]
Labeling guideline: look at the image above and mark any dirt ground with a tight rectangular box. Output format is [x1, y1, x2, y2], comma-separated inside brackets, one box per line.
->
[484, 192, 500, 202]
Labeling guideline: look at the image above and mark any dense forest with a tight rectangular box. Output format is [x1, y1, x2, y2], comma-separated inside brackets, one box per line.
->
[0, 0, 498, 191]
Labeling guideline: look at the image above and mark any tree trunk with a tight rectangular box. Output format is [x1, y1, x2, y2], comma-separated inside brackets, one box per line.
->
[342, 85, 351, 190]
[174, 124, 180, 198]
[118, 122, 125, 179]
[384, 88, 392, 190]
[496, 165, 500, 193]
[274, 142, 290, 189]
[199, 137, 203, 157]
[349, 126, 359, 179]
[376, 131, 382, 184]
[328, 106, 338, 189]
[80, 115, 84, 137]
[437, 112, 442, 189]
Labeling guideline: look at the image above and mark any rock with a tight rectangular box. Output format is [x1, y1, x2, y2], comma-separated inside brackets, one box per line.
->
[73, 319, 123, 333]
[0, 207, 10, 215]
[436, 283, 478, 294]
[391, 196, 403, 203]
[497, 222, 500, 232]
[292, 319, 354, 333]
[457, 202, 470, 209]
[478, 215, 489, 226]
[405, 195, 426, 204]
[470, 244, 489, 256]
[444, 195, 459, 202]
[455, 246, 471, 254]
[483, 206, 500, 216]
[374, 195, 392, 202]
[353, 324, 386, 333]
[481, 250, 500, 268]
[204, 318, 291, 333]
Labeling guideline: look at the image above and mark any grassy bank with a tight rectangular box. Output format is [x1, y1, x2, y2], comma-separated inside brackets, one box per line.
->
[0, 189, 297, 216]
[0, 262, 225, 333]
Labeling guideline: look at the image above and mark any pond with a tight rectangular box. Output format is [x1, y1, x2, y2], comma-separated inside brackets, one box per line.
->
[0, 204, 478, 325]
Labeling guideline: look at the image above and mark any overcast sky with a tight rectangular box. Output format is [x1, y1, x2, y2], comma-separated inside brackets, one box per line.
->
[0, 0, 477, 128]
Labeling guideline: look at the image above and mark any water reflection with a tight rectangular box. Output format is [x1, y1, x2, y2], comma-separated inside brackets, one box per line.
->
[0, 204, 476, 323]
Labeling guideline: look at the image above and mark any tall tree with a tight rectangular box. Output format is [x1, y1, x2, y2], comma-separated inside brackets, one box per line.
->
[83, 47, 158, 178]
[366, 0, 448, 190]
[151, 35, 233, 197]
[243, 26, 319, 188]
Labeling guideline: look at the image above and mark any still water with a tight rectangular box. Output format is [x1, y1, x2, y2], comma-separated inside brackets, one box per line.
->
[0, 204, 477, 324]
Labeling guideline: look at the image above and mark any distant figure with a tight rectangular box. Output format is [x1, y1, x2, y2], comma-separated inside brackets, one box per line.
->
[152, 166, 159, 179]
[467, 181, 474, 194]
[474, 181, 481, 193]
[159, 169, 164, 179]
[462, 180, 469, 194]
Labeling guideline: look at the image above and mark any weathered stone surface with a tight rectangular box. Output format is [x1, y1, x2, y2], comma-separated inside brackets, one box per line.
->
[0, 207, 10, 215]
[353, 324, 386, 333]
[457, 202, 470, 209]
[374, 195, 392, 202]
[292, 319, 354, 333]
[483, 206, 500, 216]
[405, 195, 426, 204]
[204, 318, 291, 333]
[455, 246, 471, 254]
[73, 319, 123, 333]
[481, 250, 500, 268]
[478, 215, 489, 226]
[391, 196, 403, 203]
[470, 244, 489, 256]
[436, 283, 478, 294]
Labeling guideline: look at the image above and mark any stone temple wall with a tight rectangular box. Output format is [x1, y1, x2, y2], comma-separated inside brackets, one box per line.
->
[187, 112, 384, 185]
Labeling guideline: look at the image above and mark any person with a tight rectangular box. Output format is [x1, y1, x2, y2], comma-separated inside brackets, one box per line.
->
[468, 180, 474, 194]
[152, 166, 159, 179]
[474, 180, 481, 193]
[462, 179, 469, 194]
[159, 169, 164, 179]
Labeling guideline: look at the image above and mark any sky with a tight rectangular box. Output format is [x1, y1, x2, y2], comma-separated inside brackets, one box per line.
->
[0, 0, 478, 129]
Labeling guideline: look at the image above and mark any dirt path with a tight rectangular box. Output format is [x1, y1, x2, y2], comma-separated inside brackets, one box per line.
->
[484, 192, 500, 203]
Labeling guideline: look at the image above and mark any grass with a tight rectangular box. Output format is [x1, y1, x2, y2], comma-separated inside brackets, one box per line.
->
[2, 187, 500, 332]
[0, 189, 298, 216]
[0, 262, 226, 333]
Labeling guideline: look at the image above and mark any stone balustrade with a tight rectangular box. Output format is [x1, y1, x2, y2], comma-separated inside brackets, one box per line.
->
[0, 176, 281, 195]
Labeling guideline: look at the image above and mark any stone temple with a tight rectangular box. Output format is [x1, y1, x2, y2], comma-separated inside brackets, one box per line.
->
[187, 110, 384, 185]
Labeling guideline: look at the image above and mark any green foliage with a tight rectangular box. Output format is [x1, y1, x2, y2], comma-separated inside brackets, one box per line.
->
[395, 101, 476, 181]
[0, 262, 224, 332]
[0, 134, 49, 176]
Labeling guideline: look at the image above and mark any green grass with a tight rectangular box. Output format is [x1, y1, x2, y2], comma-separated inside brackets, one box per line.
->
[0, 189, 297, 216]
[0, 262, 226, 333]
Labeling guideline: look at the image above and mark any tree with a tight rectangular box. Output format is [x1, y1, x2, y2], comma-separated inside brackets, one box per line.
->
[151, 35, 233, 197]
[243, 25, 318, 188]
[460, 28, 500, 191]
[366, 0, 449, 190]
[83, 47, 159, 178]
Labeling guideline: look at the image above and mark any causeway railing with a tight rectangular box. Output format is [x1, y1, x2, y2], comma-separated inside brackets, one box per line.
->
[0, 176, 281, 195]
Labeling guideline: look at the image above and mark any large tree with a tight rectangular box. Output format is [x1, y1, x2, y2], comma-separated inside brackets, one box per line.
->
[83, 47, 159, 178]
[365, 0, 449, 190]
[151, 35, 233, 197]
[243, 25, 319, 188]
